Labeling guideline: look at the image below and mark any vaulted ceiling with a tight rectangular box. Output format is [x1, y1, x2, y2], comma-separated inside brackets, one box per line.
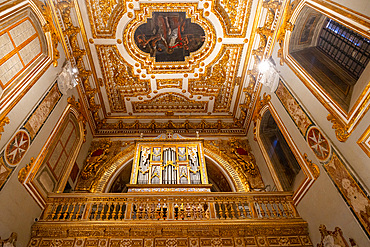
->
[50, 0, 282, 137]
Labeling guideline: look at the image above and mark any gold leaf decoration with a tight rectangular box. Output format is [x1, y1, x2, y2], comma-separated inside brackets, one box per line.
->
[18, 157, 35, 183]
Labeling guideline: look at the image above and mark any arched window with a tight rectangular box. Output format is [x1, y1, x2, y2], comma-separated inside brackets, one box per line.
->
[33, 112, 81, 197]
[0, 4, 51, 114]
[254, 103, 317, 204]
[287, 6, 370, 113]
[259, 110, 301, 191]
[0, 17, 43, 88]
[22, 106, 84, 207]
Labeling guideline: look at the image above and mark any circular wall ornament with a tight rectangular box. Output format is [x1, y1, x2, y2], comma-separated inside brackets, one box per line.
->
[5, 130, 30, 166]
[307, 126, 330, 161]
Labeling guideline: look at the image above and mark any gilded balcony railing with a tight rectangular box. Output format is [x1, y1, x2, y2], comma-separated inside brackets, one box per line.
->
[39, 192, 299, 222]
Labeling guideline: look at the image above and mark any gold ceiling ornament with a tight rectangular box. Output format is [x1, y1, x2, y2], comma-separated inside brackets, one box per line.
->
[188, 45, 243, 113]
[239, 1, 282, 129]
[303, 153, 320, 179]
[252, 0, 281, 59]
[213, 0, 253, 37]
[18, 157, 35, 184]
[132, 93, 208, 114]
[277, 0, 299, 66]
[34, 0, 61, 67]
[100, 119, 239, 134]
[97, 45, 150, 112]
[0, 116, 10, 141]
[156, 79, 182, 90]
[56, 0, 102, 125]
[75, 139, 123, 192]
[327, 113, 351, 142]
[252, 93, 271, 141]
[85, 0, 126, 38]
[123, 3, 216, 74]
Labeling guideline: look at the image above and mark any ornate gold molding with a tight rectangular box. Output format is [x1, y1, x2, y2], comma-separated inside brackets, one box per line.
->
[357, 124, 370, 158]
[327, 113, 350, 142]
[213, 0, 253, 37]
[55, 0, 102, 126]
[85, 0, 126, 38]
[205, 138, 265, 191]
[75, 139, 123, 192]
[276, 0, 299, 65]
[34, 0, 61, 67]
[100, 119, 241, 134]
[132, 93, 208, 114]
[18, 157, 35, 184]
[0, 116, 10, 141]
[123, 3, 216, 74]
[303, 153, 319, 179]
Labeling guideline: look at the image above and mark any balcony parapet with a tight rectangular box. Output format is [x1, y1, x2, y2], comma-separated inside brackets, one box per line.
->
[40, 192, 300, 222]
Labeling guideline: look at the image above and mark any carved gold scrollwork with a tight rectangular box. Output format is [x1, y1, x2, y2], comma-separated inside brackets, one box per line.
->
[75, 139, 123, 191]
[56, 0, 102, 126]
[277, 0, 299, 65]
[0, 116, 10, 141]
[18, 157, 35, 183]
[34, 0, 61, 67]
[327, 113, 350, 142]
[303, 153, 320, 179]
[80, 140, 112, 180]
[205, 138, 264, 190]
[213, 0, 253, 37]
[85, 0, 126, 38]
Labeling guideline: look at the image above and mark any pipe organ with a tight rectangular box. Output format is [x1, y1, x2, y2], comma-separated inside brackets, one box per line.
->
[129, 134, 211, 192]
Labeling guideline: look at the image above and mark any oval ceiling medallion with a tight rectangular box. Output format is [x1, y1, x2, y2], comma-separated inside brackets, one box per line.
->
[124, 3, 216, 73]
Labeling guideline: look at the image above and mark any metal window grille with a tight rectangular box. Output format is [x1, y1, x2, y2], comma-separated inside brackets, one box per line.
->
[317, 19, 370, 79]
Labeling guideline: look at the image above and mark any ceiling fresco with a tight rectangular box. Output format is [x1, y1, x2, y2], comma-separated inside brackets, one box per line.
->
[50, 0, 282, 136]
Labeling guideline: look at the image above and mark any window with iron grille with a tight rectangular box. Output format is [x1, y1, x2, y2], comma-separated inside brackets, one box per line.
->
[317, 19, 370, 79]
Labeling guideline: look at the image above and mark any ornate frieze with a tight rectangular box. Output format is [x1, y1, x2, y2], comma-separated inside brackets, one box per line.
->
[275, 80, 312, 136]
[28, 221, 312, 246]
[132, 93, 208, 114]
